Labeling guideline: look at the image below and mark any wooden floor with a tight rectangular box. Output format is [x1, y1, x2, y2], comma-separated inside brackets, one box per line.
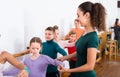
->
[95, 53, 120, 77]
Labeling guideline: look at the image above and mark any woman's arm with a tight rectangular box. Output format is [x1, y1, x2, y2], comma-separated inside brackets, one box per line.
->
[62, 29, 73, 40]
[58, 52, 76, 61]
[58, 48, 97, 72]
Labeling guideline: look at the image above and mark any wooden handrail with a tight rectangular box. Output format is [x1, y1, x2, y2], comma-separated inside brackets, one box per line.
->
[13, 50, 30, 58]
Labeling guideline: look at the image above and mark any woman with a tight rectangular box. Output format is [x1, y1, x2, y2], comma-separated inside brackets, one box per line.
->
[58, 1, 106, 77]
[111, 18, 120, 49]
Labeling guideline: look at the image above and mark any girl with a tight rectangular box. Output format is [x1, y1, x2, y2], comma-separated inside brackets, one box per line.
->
[3, 37, 64, 77]
[53, 25, 75, 48]
[58, 1, 106, 77]
[64, 31, 77, 77]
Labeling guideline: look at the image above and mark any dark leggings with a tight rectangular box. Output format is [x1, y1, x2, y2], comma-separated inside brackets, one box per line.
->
[46, 71, 60, 77]
[69, 60, 76, 77]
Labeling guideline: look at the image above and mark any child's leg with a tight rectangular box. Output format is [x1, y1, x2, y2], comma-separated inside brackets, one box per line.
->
[0, 51, 29, 77]
[0, 51, 24, 70]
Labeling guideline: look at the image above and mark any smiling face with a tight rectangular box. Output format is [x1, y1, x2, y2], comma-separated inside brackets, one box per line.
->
[45, 30, 54, 41]
[69, 34, 76, 42]
[77, 9, 86, 27]
[76, 8, 91, 28]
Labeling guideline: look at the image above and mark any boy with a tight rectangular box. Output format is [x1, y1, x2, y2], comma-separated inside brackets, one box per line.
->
[42, 26, 67, 77]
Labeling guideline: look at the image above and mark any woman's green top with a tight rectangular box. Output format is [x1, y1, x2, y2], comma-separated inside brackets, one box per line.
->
[75, 31, 98, 77]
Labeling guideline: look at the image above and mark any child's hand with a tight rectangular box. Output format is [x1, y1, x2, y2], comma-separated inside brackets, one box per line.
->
[57, 57, 66, 62]
[58, 64, 69, 73]
[25, 49, 31, 54]
[18, 70, 28, 77]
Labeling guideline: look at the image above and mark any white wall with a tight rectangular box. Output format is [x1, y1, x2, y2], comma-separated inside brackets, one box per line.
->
[118, 8, 120, 19]
[0, 0, 24, 52]
[100, 0, 118, 30]
[24, 0, 78, 47]
[0, 0, 24, 77]
[118, 0, 120, 19]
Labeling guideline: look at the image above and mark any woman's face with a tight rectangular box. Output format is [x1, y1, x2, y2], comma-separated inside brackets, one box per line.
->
[30, 42, 41, 54]
[77, 8, 87, 26]
[45, 30, 54, 41]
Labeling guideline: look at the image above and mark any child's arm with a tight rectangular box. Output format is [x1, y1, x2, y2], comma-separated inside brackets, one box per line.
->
[45, 55, 64, 66]
[3, 68, 19, 76]
[55, 44, 67, 56]
[63, 41, 75, 48]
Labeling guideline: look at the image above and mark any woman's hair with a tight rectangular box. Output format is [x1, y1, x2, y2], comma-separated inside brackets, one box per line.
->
[53, 25, 59, 33]
[30, 37, 42, 46]
[78, 1, 106, 31]
[115, 18, 119, 26]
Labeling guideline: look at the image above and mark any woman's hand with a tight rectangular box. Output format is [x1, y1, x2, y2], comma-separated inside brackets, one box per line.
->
[57, 56, 67, 62]
[18, 70, 28, 77]
[58, 64, 69, 73]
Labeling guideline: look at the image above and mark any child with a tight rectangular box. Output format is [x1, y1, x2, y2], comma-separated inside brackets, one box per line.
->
[0, 51, 29, 77]
[42, 26, 67, 77]
[63, 19, 84, 40]
[53, 25, 75, 48]
[53, 25, 72, 77]
[3, 37, 64, 77]
[64, 31, 77, 77]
